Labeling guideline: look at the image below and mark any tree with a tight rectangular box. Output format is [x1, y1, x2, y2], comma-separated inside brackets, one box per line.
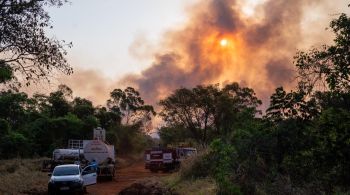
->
[217, 83, 262, 136]
[95, 106, 121, 129]
[309, 108, 350, 190]
[0, 0, 72, 86]
[0, 131, 31, 158]
[159, 87, 212, 143]
[107, 87, 156, 129]
[295, 12, 350, 93]
[0, 118, 10, 136]
[158, 125, 193, 146]
[265, 87, 319, 122]
[159, 83, 261, 144]
[72, 97, 94, 119]
[47, 84, 72, 117]
[0, 90, 28, 129]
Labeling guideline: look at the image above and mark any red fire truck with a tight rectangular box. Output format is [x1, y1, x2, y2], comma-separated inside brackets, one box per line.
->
[144, 147, 197, 172]
[144, 147, 180, 172]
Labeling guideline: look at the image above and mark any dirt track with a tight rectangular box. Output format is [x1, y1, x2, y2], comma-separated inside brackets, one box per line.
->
[86, 162, 169, 195]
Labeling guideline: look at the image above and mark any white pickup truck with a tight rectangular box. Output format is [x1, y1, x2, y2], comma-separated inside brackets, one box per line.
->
[48, 164, 97, 194]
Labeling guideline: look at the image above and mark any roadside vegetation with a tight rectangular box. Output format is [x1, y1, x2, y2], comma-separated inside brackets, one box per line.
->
[0, 84, 156, 159]
[157, 9, 350, 195]
[0, 158, 48, 194]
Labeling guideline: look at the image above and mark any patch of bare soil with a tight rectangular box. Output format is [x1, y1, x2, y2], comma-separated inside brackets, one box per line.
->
[119, 181, 177, 195]
[87, 162, 170, 195]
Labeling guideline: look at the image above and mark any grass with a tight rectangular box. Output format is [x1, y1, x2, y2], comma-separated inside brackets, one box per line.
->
[163, 173, 217, 195]
[162, 151, 217, 195]
[0, 158, 49, 195]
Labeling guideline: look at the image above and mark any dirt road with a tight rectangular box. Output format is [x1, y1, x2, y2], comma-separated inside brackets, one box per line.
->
[86, 162, 169, 195]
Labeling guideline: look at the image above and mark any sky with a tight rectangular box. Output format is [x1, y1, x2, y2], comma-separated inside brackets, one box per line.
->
[40, 0, 350, 107]
[46, 0, 192, 79]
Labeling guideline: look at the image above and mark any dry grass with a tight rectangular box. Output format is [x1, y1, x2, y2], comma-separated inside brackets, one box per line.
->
[162, 173, 217, 195]
[161, 152, 217, 195]
[0, 158, 49, 195]
[174, 177, 216, 195]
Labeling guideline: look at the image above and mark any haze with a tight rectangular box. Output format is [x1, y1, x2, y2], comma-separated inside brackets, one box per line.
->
[39, 0, 350, 106]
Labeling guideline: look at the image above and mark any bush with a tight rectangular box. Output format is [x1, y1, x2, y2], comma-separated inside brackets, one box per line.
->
[0, 118, 10, 136]
[179, 149, 211, 179]
[0, 132, 31, 158]
[180, 139, 242, 195]
[209, 139, 242, 195]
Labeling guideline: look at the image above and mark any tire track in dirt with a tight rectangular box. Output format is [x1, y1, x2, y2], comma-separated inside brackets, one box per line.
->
[86, 162, 169, 195]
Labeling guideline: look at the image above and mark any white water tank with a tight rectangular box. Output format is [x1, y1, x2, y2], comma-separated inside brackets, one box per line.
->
[83, 140, 115, 164]
[53, 149, 83, 161]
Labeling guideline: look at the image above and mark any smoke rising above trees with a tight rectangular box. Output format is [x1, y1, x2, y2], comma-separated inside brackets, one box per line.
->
[124, 0, 328, 105]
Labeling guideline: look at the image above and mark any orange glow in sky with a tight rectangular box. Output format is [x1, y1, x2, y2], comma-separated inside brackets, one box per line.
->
[220, 39, 228, 47]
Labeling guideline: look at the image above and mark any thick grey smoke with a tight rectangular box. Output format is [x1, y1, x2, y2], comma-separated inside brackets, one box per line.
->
[124, 0, 310, 106]
[52, 0, 348, 109]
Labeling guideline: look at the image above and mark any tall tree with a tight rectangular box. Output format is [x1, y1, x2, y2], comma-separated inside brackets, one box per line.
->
[295, 11, 350, 93]
[107, 87, 155, 128]
[0, 0, 72, 86]
[159, 83, 261, 144]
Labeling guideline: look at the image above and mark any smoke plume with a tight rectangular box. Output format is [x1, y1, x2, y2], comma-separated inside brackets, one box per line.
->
[124, 0, 345, 106]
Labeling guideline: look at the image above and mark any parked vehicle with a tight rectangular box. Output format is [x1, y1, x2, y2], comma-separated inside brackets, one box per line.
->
[176, 147, 197, 159]
[42, 128, 116, 179]
[48, 164, 97, 194]
[145, 147, 180, 172]
[144, 146, 197, 172]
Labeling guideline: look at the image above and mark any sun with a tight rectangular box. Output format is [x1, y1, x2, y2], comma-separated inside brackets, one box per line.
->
[220, 39, 228, 47]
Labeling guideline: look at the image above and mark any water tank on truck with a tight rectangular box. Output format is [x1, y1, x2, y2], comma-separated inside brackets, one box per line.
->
[83, 140, 115, 163]
[84, 139, 116, 179]
[52, 149, 84, 162]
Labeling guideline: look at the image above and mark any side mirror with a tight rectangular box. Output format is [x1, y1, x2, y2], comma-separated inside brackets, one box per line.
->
[48, 173, 52, 176]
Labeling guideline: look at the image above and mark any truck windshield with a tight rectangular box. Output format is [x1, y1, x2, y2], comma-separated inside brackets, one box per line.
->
[53, 166, 79, 176]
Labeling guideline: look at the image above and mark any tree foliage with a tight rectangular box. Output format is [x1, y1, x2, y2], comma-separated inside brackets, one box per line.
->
[0, 85, 154, 158]
[107, 87, 156, 132]
[295, 13, 350, 93]
[159, 82, 261, 144]
[0, 0, 72, 86]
